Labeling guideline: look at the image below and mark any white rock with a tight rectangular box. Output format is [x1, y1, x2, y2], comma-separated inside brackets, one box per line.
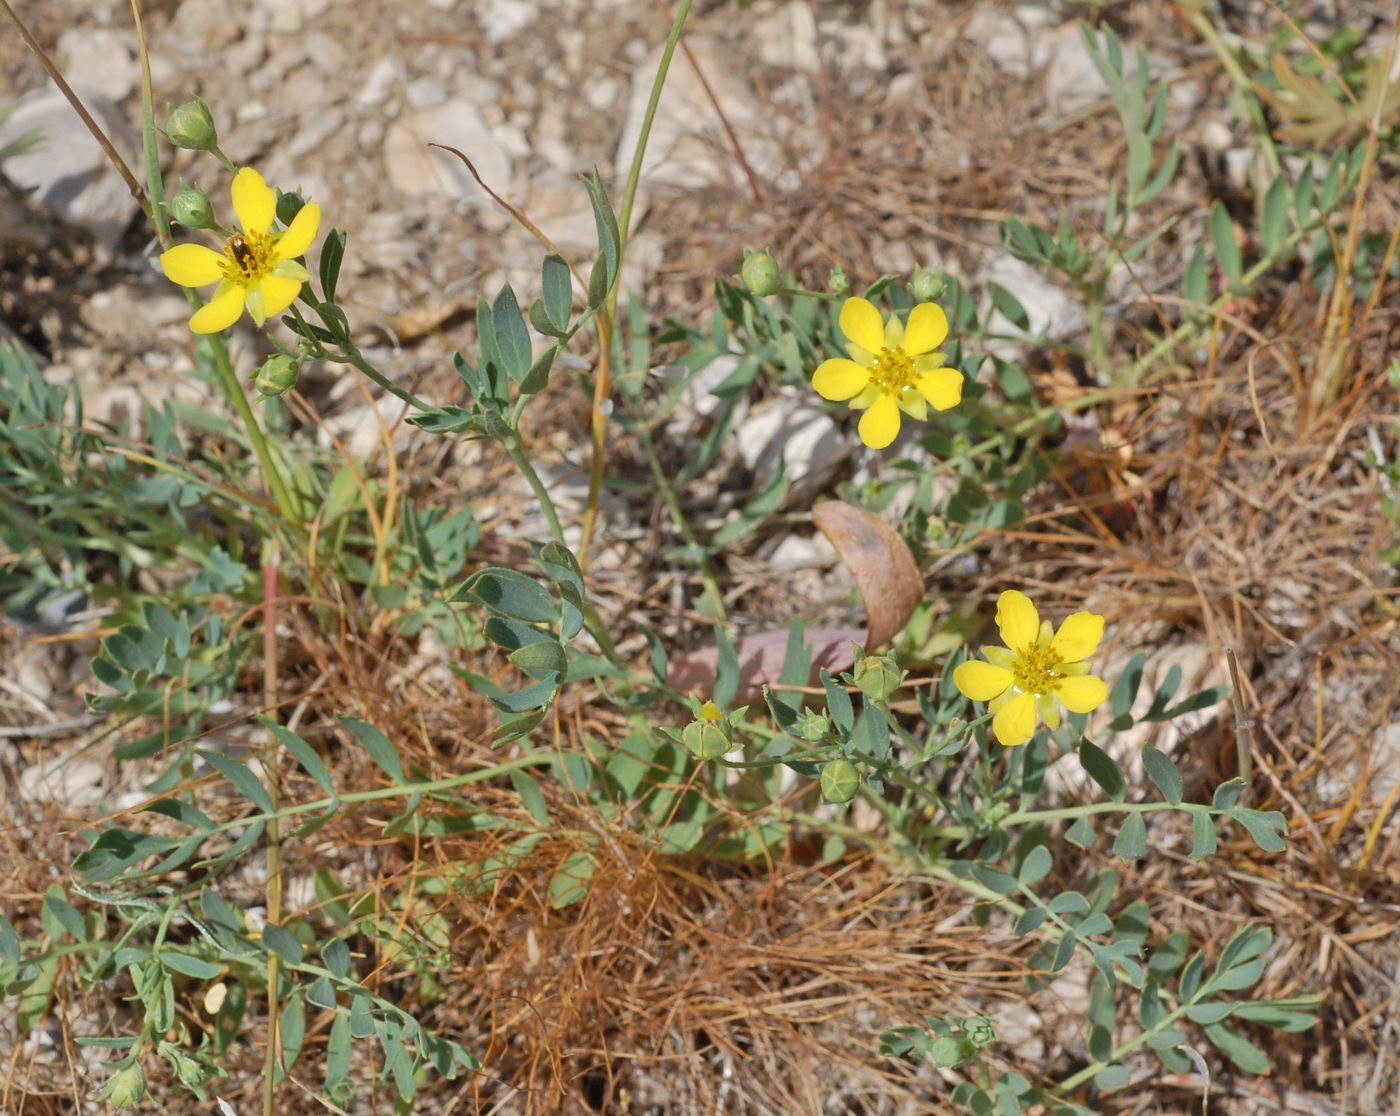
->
[767, 532, 837, 572]
[56, 29, 138, 102]
[286, 107, 344, 157]
[753, 1, 821, 72]
[382, 100, 513, 206]
[980, 251, 1082, 349]
[734, 394, 849, 500]
[480, 0, 535, 44]
[19, 754, 107, 808]
[355, 57, 400, 107]
[405, 78, 447, 110]
[0, 87, 137, 258]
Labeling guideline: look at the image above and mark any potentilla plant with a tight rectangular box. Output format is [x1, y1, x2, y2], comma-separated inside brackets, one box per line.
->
[0, 6, 1322, 1115]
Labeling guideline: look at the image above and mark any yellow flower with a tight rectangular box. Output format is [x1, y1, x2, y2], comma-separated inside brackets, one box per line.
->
[952, 590, 1109, 747]
[159, 167, 321, 334]
[812, 296, 964, 449]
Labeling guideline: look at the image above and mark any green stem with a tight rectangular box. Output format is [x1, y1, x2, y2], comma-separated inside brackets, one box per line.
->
[1188, 9, 1282, 179]
[337, 343, 431, 414]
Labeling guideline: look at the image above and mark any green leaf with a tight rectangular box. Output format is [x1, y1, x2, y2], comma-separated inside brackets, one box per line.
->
[43, 892, 85, 941]
[278, 994, 306, 1079]
[989, 283, 1030, 332]
[548, 850, 596, 908]
[850, 704, 890, 764]
[1210, 203, 1242, 280]
[1227, 807, 1287, 852]
[1203, 1021, 1271, 1074]
[1014, 908, 1048, 935]
[1048, 891, 1089, 915]
[322, 938, 351, 979]
[583, 170, 620, 286]
[1233, 1002, 1319, 1032]
[509, 640, 567, 679]
[1125, 130, 1151, 196]
[339, 716, 405, 783]
[509, 770, 551, 827]
[1018, 845, 1052, 885]
[1094, 1063, 1130, 1091]
[0, 915, 20, 965]
[74, 827, 188, 882]
[1065, 815, 1095, 848]
[586, 250, 610, 308]
[541, 253, 572, 333]
[260, 922, 304, 964]
[261, 718, 335, 797]
[1182, 243, 1209, 305]
[713, 624, 739, 710]
[970, 865, 1017, 896]
[1259, 177, 1289, 253]
[1293, 162, 1315, 224]
[1212, 778, 1245, 810]
[306, 976, 338, 1010]
[1108, 812, 1142, 856]
[1078, 740, 1126, 801]
[1138, 139, 1179, 205]
[1141, 746, 1183, 804]
[1186, 1001, 1235, 1024]
[319, 228, 347, 303]
[518, 344, 559, 396]
[1189, 806, 1217, 859]
[464, 567, 557, 623]
[711, 467, 790, 548]
[159, 950, 221, 980]
[821, 670, 854, 734]
[197, 750, 274, 813]
[491, 284, 532, 382]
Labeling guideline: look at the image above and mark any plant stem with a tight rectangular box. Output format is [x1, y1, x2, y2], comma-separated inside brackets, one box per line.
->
[1187, 9, 1281, 179]
[579, 0, 696, 562]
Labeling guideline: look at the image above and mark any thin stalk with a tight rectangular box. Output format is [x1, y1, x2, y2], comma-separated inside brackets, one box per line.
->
[259, 553, 283, 1116]
[130, 0, 303, 536]
[579, 0, 696, 561]
[1187, 9, 1282, 178]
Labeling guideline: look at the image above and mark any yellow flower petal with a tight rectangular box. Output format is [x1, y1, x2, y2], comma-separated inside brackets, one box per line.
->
[253, 274, 305, 320]
[953, 660, 1012, 702]
[839, 297, 885, 354]
[913, 367, 963, 412]
[160, 243, 225, 287]
[1050, 612, 1105, 663]
[896, 390, 927, 420]
[1037, 692, 1061, 730]
[992, 691, 1037, 747]
[813, 358, 871, 401]
[189, 284, 246, 334]
[903, 302, 949, 355]
[274, 201, 321, 259]
[1055, 674, 1108, 714]
[857, 392, 901, 449]
[884, 313, 904, 349]
[996, 590, 1040, 652]
[231, 167, 276, 234]
[984, 646, 1017, 670]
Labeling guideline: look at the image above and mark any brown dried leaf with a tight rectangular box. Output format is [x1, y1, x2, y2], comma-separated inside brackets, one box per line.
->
[812, 500, 923, 650]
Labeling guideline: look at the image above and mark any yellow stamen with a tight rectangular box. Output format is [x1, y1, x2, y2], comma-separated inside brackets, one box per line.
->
[1012, 644, 1063, 695]
[867, 346, 915, 394]
[221, 230, 273, 283]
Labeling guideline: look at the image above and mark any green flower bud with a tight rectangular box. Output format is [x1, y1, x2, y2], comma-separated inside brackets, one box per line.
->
[793, 708, 829, 741]
[158, 1041, 211, 1092]
[852, 654, 904, 703]
[963, 1017, 996, 1048]
[929, 1035, 962, 1068]
[819, 758, 860, 803]
[681, 700, 733, 760]
[828, 265, 850, 296]
[740, 249, 781, 297]
[97, 1060, 146, 1108]
[924, 515, 946, 543]
[276, 188, 306, 228]
[254, 354, 300, 399]
[168, 183, 215, 230]
[911, 265, 946, 303]
[164, 96, 218, 152]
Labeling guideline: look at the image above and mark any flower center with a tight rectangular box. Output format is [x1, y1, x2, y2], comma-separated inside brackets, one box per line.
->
[868, 346, 915, 394]
[1012, 644, 1063, 695]
[220, 231, 273, 284]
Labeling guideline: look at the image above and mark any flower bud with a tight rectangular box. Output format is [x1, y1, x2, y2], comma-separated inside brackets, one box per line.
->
[740, 249, 781, 297]
[276, 188, 306, 228]
[168, 184, 215, 230]
[911, 265, 946, 303]
[793, 708, 829, 741]
[158, 1041, 211, 1091]
[254, 354, 300, 399]
[164, 96, 218, 152]
[827, 266, 850, 296]
[963, 1017, 997, 1048]
[681, 700, 733, 760]
[97, 1061, 146, 1108]
[852, 654, 904, 703]
[819, 758, 859, 803]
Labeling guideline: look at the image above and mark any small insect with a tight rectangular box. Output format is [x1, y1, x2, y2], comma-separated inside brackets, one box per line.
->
[227, 234, 256, 271]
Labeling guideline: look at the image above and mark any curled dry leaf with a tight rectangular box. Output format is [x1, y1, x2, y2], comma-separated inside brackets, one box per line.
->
[811, 499, 923, 651]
